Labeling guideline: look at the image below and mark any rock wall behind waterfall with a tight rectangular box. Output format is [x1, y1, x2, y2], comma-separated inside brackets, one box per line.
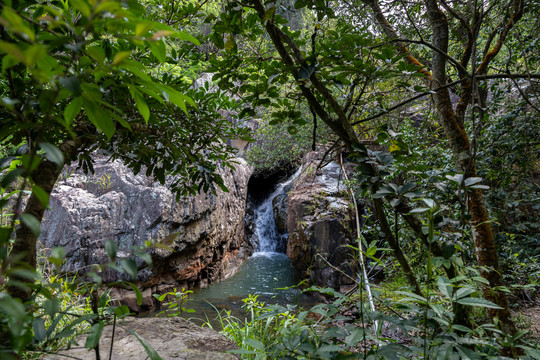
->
[285, 151, 360, 290]
[39, 156, 253, 310]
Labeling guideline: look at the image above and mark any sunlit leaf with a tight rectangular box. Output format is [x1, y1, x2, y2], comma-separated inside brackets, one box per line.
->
[112, 51, 132, 66]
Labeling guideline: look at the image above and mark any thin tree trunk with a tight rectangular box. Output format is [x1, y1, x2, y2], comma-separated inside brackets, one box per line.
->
[9, 138, 83, 301]
[423, 0, 517, 335]
[9, 160, 62, 301]
[373, 198, 422, 295]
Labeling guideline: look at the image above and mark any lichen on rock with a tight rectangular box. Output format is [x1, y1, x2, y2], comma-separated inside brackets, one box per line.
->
[284, 151, 360, 290]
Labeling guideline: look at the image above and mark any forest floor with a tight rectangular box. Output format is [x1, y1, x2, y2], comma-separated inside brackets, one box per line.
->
[517, 303, 540, 340]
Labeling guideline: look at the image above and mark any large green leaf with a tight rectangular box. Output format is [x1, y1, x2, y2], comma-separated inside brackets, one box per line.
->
[39, 142, 64, 168]
[120, 258, 138, 279]
[83, 101, 115, 140]
[105, 239, 118, 260]
[85, 321, 105, 349]
[456, 297, 503, 309]
[32, 318, 47, 342]
[148, 40, 166, 63]
[127, 282, 143, 306]
[160, 85, 190, 114]
[20, 213, 41, 237]
[244, 338, 265, 351]
[128, 86, 150, 122]
[64, 97, 83, 125]
[59, 77, 81, 96]
[174, 31, 200, 46]
[31, 184, 49, 208]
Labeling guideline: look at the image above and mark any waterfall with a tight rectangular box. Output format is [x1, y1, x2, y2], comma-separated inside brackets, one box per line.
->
[253, 168, 301, 254]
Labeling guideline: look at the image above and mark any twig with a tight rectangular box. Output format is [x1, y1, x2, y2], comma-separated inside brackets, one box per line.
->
[352, 73, 540, 126]
[339, 153, 379, 336]
[315, 253, 358, 284]
[108, 314, 117, 360]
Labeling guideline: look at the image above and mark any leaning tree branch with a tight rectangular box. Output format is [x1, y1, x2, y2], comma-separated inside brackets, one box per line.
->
[351, 73, 540, 126]
[476, 0, 523, 75]
[383, 38, 470, 77]
[361, 0, 431, 78]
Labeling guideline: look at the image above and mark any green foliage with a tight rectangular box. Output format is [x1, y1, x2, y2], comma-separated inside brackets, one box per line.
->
[246, 109, 333, 172]
[0, 0, 537, 358]
[213, 294, 311, 359]
[0, 252, 97, 358]
[153, 288, 195, 317]
[375, 115, 540, 297]
[216, 288, 540, 359]
[215, 263, 540, 359]
[0, 233, 167, 358]
[0, 0, 250, 198]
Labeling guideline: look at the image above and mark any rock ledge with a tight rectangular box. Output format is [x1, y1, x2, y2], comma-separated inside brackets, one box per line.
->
[47, 317, 238, 360]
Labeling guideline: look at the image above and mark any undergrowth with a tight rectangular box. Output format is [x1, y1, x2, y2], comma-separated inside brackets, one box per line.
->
[212, 281, 540, 359]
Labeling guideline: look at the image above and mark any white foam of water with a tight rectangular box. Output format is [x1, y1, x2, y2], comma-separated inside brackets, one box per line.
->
[253, 167, 302, 254]
[251, 251, 288, 259]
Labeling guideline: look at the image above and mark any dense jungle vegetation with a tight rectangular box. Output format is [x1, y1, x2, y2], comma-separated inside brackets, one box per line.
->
[0, 0, 539, 358]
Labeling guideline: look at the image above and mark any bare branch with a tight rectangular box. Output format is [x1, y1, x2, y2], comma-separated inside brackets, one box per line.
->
[476, 0, 523, 75]
[352, 73, 540, 125]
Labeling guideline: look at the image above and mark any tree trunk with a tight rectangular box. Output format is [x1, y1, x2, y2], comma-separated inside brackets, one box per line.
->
[9, 159, 62, 301]
[423, 0, 516, 335]
[9, 137, 83, 301]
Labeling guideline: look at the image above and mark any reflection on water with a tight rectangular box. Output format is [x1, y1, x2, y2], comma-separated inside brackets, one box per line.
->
[184, 252, 317, 327]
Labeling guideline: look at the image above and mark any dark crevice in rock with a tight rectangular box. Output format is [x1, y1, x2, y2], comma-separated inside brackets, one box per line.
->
[247, 163, 297, 205]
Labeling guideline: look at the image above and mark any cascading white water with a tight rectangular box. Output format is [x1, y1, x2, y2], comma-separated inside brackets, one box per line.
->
[253, 167, 302, 254]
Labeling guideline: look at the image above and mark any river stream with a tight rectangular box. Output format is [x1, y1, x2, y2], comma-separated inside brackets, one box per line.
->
[184, 169, 316, 326]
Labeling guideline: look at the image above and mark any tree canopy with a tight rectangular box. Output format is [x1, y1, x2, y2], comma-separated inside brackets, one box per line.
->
[0, 0, 252, 300]
[1, 0, 539, 358]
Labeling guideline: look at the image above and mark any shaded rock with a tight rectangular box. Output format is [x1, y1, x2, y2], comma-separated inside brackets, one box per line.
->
[39, 157, 253, 311]
[46, 317, 238, 360]
[286, 151, 359, 289]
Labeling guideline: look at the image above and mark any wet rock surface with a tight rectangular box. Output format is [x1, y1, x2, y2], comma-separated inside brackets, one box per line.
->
[272, 185, 291, 235]
[46, 317, 239, 360]
[285, 151, 360, 289]
[39, 157, 253, 311]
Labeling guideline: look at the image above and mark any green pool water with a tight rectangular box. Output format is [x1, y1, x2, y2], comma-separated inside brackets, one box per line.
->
[181, 252, 317, 327]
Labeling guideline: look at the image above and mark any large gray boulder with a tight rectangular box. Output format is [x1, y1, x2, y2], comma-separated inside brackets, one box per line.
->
[47, 317, 239, 360]
[286, 151, 359, 289]
[39, 157, 253, 310]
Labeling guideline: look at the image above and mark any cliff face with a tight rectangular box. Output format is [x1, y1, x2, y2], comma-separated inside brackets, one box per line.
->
[39, 156, 253, 310]
[284, 151, 360, 290]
